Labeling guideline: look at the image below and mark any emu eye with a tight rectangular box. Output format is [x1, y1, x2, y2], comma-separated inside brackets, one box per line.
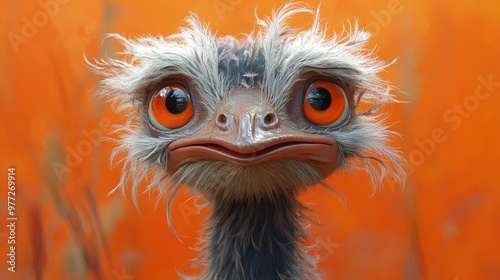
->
[303, 80, 350, 127]
[148, 83, 194, 129]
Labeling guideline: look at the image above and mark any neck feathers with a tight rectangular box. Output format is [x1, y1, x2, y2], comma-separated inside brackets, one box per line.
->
[199, 194, 319, 280]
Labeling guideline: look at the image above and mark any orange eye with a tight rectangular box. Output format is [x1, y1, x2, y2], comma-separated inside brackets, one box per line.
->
[148, 83, 194, 129]
[302, 80, 350, 127]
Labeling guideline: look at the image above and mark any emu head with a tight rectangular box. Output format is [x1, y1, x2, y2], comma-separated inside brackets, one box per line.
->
[93, 5, 404, 210]
[92, 4, 406, 278]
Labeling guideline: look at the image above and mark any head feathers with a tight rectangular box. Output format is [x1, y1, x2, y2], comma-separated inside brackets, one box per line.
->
[90, 3, 405, 205]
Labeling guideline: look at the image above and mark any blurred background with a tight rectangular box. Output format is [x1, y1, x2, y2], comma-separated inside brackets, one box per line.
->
[1, 0, 499, 279]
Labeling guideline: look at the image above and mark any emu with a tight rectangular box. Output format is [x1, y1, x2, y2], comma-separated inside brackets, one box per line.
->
[92, 4, 405, 279]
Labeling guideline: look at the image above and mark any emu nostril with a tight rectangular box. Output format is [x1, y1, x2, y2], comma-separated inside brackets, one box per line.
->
[263, 112, 278, 126]
[217, 113, 227, 125]
[216, 113, 230, 131]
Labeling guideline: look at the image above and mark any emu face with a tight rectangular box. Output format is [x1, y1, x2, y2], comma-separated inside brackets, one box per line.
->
[94, 6, 404, 201]
[92, 4, 405, 279]
[165, 84, 341, 199]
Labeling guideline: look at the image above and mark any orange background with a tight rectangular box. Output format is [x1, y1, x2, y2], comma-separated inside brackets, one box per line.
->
[1, 0, 500, 279]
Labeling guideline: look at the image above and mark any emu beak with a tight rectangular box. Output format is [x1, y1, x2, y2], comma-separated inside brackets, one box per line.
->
[167, 88, 338, 174]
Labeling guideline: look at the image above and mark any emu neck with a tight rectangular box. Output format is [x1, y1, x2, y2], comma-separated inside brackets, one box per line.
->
[203, 194, 316, 280]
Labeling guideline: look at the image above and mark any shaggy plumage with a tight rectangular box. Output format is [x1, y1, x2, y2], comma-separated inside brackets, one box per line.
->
[91, 3, 405, 279]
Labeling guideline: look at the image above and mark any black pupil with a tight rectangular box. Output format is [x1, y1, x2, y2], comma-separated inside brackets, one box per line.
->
[307, 87, 331, 111]
[166, 88, 188, 114]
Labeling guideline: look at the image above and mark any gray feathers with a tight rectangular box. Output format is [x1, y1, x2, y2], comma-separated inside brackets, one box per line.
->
[197, 194, 319, 280]
[90, 3, 406, 279]
[92, 5, 404, 200]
